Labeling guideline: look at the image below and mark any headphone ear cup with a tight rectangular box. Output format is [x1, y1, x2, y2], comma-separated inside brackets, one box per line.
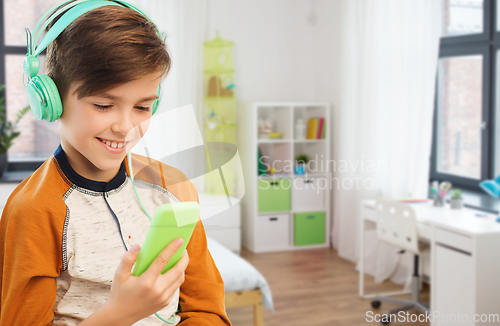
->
[26, 78, 47, 121]
[152, 84, 161, 115]
[27, 74, 63, 122]
[36, 74, 63, 122]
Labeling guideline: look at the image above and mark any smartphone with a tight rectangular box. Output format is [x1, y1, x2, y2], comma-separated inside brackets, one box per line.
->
[132, 201, 200, 276]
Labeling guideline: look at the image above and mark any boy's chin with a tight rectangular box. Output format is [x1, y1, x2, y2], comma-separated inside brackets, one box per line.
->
[93, 156, 126, 171]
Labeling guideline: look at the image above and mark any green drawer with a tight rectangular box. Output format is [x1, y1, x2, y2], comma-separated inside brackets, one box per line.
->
[258, 178, 291, 212]
[294, 211, 325, 246]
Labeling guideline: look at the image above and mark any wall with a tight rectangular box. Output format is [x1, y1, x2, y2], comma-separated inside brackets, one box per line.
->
[208, 0, 322, 102]
[208, 0, 342, 139]
[312, 0, 341, 106]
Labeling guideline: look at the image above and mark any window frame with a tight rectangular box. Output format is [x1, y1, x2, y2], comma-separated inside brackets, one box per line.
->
[440, 0, 492, 45]
[430, 0, 499, 192]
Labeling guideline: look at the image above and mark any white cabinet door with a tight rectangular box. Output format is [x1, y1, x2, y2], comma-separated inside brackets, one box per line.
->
[292, 177, 325, 211]
[435, 244, 474, 326]
[255, 214, 290, 252]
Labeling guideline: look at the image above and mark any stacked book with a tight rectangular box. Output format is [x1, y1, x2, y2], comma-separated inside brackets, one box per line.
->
[306, 118, 326, 139]
[258, 132, 283, 139]
[258, 147, 268, 176]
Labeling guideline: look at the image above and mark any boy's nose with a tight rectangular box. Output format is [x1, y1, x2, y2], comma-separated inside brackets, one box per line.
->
[111, 113, 135, 135]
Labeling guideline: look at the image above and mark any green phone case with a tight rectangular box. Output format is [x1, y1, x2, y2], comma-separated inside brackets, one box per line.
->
[132, 201, 200, 276]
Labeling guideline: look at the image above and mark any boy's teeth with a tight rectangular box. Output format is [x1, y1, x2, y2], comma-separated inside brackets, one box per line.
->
[100, 138, 125, 148]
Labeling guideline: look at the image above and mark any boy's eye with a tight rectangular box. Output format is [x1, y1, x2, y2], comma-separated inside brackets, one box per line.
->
[94, 104, 112, 111]
[93, 105, 149, 112]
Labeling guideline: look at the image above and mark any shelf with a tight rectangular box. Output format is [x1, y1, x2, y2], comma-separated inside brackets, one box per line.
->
[257, 172, 328, 178]
[294, 142, 328, 167]
[257, 106, 293, 140]
[257, 142, 292, 174]
[292, 172, 328, 178]
[206, 122, 236, 127]
[257, 208, 329, 214]
[258, 139, 326, 143]
[257, 174, 292, 179]
[292, 209, 328, 213]
[205, 96, 236, 101]
[238, 102, 331, 253]
[257, 139, 291, 143]
[257, 210, 291, 215]
[294, 139, 326, 143]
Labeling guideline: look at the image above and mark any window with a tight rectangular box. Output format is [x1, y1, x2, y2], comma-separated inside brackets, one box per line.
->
[431, 0, 498, 191]
[1, 0, 62, 172]
[442, 0, 484, 37]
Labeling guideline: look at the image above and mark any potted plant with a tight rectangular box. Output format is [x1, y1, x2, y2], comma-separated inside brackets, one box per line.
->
[0, 86, 30, 178]
[450, 188, 463, 209]
[294, 154, 309, 175]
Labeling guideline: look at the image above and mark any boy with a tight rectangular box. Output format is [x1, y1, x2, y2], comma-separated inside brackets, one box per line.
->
[0, 2, 231, 325]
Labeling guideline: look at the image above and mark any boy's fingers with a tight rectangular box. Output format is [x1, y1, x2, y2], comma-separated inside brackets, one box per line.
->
[159, 250, 189, 282]
[144, 238, 184, 277]
[172, 250, 190, 274]
[161, 272, 186, 303]
[115, 244, 140, 281]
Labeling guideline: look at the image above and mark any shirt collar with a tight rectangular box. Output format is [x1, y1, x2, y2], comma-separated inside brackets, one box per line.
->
[54, 144, 127, 192]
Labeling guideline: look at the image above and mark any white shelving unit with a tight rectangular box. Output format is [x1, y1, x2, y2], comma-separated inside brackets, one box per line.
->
[237, 102, 331, 253]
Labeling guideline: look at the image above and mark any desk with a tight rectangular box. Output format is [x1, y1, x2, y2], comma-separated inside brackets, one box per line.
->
[359, 200, 500, 326]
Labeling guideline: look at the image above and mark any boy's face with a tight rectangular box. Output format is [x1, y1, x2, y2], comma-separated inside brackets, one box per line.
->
[58, 72, 162, 182]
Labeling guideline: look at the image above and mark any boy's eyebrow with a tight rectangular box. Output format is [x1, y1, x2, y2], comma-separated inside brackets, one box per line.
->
[94, 93, 159, 102]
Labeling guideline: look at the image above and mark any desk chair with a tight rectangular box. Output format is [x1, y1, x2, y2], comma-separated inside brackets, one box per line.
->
[371, 199, 429, 325]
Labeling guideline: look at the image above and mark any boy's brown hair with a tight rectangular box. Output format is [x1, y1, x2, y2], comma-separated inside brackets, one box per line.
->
[45, 3, 171, 100]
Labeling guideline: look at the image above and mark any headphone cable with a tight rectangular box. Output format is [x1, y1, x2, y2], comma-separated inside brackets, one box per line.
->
[127, 151, 178, 324]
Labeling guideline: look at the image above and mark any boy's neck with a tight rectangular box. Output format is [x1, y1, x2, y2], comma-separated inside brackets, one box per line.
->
[60, 142, 122, 183]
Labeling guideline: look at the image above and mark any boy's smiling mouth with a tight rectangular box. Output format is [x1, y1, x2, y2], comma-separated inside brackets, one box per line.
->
[96, 137, 129, 150]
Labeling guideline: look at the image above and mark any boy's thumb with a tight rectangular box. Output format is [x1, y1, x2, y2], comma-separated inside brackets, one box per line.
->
[117, 244, 140, 276]
[130, 244, 140, 253]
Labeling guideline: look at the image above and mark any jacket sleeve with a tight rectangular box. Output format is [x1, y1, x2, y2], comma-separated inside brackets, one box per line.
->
[178, 217, 231, 325]
[0, 199, 65, 326]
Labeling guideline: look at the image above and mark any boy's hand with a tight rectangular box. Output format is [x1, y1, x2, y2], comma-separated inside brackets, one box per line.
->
[104, 238, 189, 325]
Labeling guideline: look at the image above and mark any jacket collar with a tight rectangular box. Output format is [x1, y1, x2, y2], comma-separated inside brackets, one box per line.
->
[54, 144, 126, 192]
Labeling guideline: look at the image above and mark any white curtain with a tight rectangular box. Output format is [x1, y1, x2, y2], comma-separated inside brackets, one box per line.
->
[332, 0, 442, 285]
[127, 0, 209, 191]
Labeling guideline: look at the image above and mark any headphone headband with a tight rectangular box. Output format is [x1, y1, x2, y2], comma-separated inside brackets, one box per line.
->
[31, 0, 88, 55]
[31, 0, 154, 56]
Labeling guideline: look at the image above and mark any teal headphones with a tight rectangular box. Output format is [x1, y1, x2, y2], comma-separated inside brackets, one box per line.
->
[23, 0, 162, 122]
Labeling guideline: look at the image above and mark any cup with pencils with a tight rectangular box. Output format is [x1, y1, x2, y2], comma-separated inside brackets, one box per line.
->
[431, 181, 451, 207]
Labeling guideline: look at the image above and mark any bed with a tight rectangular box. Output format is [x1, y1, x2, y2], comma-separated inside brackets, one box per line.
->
[207, 237, 274, 326]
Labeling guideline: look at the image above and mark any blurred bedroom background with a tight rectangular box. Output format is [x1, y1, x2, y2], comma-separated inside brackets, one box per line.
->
[3, 0, 499, 325]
